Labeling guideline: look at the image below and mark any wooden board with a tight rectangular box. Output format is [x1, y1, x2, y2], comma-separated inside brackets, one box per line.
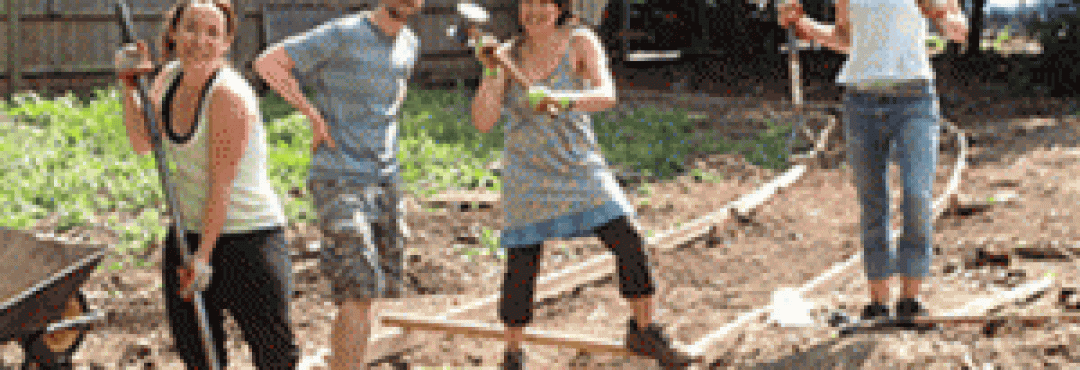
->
[380, 313, 702, 362]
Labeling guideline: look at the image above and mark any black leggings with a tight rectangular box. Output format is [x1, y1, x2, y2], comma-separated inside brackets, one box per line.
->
[499, 216, 656, 327]
[162, 225, 299, 370]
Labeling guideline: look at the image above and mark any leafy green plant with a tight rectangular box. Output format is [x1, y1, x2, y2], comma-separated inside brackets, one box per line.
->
[479, 227, 502, 260]
[637, 184, 653, 196]
[691, 168, 725, 183]
[993, 26, 1012, 52]
[595, 107, 697, 181]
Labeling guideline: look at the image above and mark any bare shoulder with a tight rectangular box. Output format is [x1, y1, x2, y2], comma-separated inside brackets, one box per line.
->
[835, 0, 850, 24]
[570, 27, 602, 50]
[569, 27, 603, 64]
[208, 69, 259, 129]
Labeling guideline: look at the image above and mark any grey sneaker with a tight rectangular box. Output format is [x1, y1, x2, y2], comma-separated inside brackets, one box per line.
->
[625, 318, 692, 369]
[501, 349, 524, 370]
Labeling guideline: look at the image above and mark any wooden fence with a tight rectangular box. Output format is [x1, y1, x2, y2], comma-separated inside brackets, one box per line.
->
[0, 0, 543, 98]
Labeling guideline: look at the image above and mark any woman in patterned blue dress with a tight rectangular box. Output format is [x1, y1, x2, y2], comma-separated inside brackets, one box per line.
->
[470, 0, 688, 368]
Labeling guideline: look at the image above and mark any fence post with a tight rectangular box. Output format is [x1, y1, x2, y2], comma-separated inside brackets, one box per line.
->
[232, 0, 243, 64]
[6, 0, 19, 101]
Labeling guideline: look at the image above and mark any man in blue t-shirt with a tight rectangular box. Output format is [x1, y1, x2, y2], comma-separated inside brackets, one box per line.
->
[253, 0, 422, 367]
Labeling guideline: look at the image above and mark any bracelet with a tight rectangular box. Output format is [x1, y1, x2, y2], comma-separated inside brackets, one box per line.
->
[484, 67, 500, 77]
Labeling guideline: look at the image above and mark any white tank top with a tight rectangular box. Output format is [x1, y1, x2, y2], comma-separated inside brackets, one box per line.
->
[158, 61, 287, 233]
[836, 0, 935, 85]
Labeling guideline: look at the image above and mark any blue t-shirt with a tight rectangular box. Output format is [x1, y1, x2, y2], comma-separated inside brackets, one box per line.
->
[281, 12, 420, 183]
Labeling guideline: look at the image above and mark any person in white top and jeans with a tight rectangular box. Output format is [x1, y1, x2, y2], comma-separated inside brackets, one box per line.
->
[779, 0, 968, 320]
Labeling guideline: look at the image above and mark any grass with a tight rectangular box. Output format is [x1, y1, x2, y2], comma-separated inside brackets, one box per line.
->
[1, 84, 793, 271]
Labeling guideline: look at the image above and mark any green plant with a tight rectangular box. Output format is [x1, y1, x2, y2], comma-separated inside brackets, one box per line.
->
[691, 168, 725, 183]
[993, 26, 1012, 51]
[479, 227, 502, 259]
[637, 184, 653, 196]
[594, 107, 697, 181]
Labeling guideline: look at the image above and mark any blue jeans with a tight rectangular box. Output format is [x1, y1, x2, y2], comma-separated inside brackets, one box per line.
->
[843, 83, 940, 280]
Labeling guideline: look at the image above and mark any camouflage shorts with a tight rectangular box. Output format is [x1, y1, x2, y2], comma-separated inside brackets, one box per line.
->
[308, 178, 409, 301]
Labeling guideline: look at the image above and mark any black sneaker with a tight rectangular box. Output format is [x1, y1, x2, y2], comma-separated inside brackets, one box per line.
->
[895, 298, 928, 319]
[860, 302, 891, 320]
[625, 318, 692, 369]
[502, 349, 525, 370]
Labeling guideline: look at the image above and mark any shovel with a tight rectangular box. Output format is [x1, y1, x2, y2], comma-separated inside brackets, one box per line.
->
[114, 2, 221, 369]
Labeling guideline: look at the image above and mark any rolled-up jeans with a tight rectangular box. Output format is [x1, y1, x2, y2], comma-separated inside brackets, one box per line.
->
[842, 81, 940, 280]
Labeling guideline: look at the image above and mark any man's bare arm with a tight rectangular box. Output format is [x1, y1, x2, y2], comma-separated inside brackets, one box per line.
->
[253, 46, 318, 121]
[253, 45, 335, 149]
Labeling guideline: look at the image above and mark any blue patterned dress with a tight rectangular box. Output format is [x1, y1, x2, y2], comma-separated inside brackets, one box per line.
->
[499, 27, 636, 249]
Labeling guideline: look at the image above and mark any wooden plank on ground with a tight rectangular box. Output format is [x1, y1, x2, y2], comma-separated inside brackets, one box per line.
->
[904, 314, 1080, 326]
[942, 272, 1056, 318]
[651, 163, 809, 250]
[366, 254, 615, 358]
[939, 122, 968, 217]
[731, 165, 807, 218]
[684, 253, 863, 359]
[380, 314, 703, 362]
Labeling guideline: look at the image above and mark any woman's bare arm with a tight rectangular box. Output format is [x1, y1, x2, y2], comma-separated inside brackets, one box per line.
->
[919, 0, 969, 43]
[194, 84, 254, 262]
[471, 43, 511, 134]
[553, 28, 617, 112]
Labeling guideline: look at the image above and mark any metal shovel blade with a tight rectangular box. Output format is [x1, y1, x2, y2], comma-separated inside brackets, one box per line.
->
[457, 2, 489, 24]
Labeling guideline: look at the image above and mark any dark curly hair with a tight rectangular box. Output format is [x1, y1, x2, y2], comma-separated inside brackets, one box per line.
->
[552, 0, 574, 26]
[518, 0, 577, 34]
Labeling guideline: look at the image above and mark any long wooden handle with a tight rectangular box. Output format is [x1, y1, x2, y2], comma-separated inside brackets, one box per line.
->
[788, 26, 802, 107]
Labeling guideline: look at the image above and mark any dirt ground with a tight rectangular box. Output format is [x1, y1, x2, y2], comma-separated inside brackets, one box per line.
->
[4, 83, 1080, 369]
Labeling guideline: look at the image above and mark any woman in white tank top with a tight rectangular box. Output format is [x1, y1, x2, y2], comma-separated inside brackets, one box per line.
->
[779, 0, 968, 320]
[115, 1, 297, 369]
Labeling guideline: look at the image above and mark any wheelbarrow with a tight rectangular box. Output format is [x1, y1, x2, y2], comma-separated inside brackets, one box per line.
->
[0, 227, 109, 370]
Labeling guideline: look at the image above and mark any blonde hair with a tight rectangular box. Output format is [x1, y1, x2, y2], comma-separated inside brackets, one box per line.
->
[159, 0, 238, 63]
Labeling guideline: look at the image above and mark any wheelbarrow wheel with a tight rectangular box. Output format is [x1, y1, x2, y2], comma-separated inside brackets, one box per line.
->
[19, 291, 89, 370]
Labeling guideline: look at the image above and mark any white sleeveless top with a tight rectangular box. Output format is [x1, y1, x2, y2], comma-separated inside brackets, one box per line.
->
[158, 61, 287, 233]
[836, 0, 935, 85]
